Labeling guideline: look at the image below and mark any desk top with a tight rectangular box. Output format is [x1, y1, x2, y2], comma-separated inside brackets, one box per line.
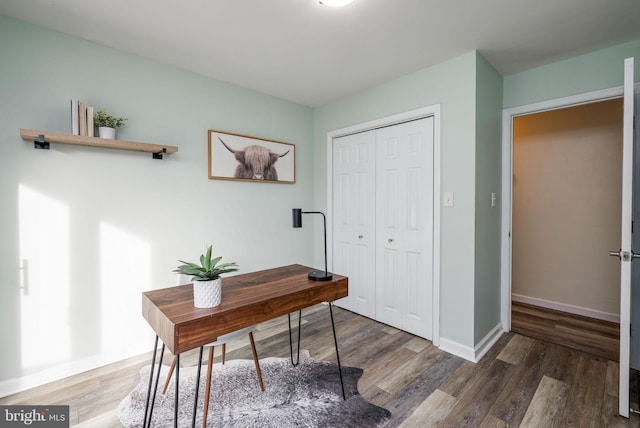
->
[142, 264, 348, 354]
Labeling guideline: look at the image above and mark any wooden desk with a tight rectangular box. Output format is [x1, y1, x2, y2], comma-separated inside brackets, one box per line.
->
[141, 264, 348, 427]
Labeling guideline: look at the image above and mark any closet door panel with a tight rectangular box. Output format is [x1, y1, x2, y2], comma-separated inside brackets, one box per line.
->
[379, 247, 401, 323]
[404, 119, 434, 338]
[406, 250, 422, 319]
[376, 118, 434, 339]
[332, 116, 434, 340]
[376, 130, 408, 329]
[332, 131, 376, 318]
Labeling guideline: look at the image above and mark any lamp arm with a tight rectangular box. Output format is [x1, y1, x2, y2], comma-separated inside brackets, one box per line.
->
[301, 211, 329, 276]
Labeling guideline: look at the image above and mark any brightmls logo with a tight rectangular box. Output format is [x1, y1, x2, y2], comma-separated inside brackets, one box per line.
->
[0, 406, 68, 427]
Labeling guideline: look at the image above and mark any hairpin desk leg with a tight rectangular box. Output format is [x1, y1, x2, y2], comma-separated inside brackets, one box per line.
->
[143, 335, 159, 427]
[143, 336, 165, 428]
[174, 354, 179, 428]
[288, 310, 302, 366]
[148, 344, 165, 427]
[329, 303, 346, 400]
[192, 347, 204, 428]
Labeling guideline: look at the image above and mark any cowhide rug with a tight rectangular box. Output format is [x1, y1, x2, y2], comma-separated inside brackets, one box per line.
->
[117, 350, 391, 427]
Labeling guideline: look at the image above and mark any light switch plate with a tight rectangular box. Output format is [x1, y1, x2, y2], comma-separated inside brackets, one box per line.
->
[444, 192, 454, 207]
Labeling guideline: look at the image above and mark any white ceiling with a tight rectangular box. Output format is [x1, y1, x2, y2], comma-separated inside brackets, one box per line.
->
[2, 0, 639, 107]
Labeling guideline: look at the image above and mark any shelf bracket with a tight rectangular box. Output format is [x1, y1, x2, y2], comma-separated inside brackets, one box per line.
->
[153, 148, 167, 160]
[34, 134, 50, 150]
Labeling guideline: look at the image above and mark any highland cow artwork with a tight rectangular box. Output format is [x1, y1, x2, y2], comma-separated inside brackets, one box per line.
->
[208, 130, 295, 183]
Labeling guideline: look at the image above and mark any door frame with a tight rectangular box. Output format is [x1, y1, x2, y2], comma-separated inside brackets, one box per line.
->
[326, 104, 442, 346]
[500, 86, 624, 332]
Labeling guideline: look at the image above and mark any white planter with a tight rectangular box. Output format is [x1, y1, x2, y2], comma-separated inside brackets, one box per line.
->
[193, 278, 222, 308]
[98, 127, 116, 139]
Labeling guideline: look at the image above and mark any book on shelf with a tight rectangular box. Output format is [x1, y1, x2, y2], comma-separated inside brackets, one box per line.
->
[87, 106, 94, 137]
[70, 99, 79, 135]
[70, 99, 95, 137]
[79, 101, 87, 136]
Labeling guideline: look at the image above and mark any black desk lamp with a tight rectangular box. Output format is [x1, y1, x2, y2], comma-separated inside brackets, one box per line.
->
[292, 208, 333, 281]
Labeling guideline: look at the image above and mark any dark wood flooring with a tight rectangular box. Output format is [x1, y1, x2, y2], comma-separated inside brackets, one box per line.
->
[1, 303, 637, 427]
[511, 301, 620, 361]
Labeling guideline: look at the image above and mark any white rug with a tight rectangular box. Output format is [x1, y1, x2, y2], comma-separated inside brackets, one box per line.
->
[117, 350, 391, 427]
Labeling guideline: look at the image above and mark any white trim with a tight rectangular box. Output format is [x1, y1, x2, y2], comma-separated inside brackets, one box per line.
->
[404, 323, 503, 364]
[0, 340, 154, 398]
[438, 337, 476, 362]
[500, 86, 624, 333]
[432, 105, 442, 347]
[503, 86, 624, 118]
[512, 293, 620, 323]
[474, 323, 504, 362]
[326, 105, 442, 346]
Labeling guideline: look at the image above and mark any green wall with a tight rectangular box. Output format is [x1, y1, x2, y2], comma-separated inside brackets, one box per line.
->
[313, 52, 482, 350]
[0, 16, 314, 388]
[504, 39, 640, 108]
[474, 53, 503, 343]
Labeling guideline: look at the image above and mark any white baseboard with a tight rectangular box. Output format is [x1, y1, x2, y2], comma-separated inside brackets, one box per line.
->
[0, 341, 154, 398]
[439, 323, 504, 363]
[438, 338, 476, 362]
[512, 293, 619, 323]
[474, 323, 504, 362]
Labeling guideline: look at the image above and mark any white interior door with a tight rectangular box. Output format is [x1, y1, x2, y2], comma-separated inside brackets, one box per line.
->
[616, 56, 635, 418]
[630, 77, 640, 371]
[332, 130, 376, 318]
[375, 117, 434, 339]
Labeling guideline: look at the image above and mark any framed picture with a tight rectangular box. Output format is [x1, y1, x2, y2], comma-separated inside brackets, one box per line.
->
[208, 130, 296, 184]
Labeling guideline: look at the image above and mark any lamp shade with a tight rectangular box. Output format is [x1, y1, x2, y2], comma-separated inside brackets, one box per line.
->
[292, 208, 303, 228]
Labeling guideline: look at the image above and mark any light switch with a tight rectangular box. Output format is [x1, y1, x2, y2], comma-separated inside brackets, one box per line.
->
[444, 192, 454, 207]
[491, 192, 497, 207]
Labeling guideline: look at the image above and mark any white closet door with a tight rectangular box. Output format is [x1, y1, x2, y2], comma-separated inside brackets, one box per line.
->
[332, 130, 376, 318]
[375, 117, 434, 339]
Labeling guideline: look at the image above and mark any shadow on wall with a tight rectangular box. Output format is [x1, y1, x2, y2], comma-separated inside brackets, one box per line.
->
[15, 184, 151, 378]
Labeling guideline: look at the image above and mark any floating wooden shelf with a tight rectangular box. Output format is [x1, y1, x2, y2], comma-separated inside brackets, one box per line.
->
[20, 128, 179, 159]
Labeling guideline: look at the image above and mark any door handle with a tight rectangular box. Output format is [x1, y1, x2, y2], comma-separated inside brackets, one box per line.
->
[388, 238, 394, 243]
[609, 249, 640, 261]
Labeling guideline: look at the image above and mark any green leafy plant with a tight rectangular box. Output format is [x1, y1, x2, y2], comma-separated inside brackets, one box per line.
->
[173, 245, 239, 281]
[93, 108, 127, 128]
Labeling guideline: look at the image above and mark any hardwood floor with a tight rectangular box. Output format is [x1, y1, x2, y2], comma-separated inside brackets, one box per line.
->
[1, 303, 637, 427]
[511, 301, 620, 362]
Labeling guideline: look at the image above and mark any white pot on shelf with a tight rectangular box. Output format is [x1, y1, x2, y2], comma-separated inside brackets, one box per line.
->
[193, 278, 222, 308]
[98, 127, 116, 139]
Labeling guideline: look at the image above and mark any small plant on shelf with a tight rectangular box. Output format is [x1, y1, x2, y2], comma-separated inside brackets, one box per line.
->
[93, 108, 127, 129]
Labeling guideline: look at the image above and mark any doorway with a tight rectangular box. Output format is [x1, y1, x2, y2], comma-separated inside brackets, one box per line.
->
[510, 99, 623, 359]
[501, 88, 625, 331]
[511, 98, 623, 322]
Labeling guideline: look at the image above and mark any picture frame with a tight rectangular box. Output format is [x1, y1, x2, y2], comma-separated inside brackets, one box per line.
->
[208, 130, 296, 184]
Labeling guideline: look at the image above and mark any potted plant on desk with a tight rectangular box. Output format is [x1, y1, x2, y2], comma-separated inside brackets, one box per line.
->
[173, 245, 239, 308]
[93, 108, 127, 139]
